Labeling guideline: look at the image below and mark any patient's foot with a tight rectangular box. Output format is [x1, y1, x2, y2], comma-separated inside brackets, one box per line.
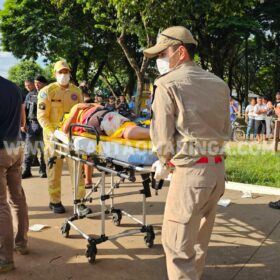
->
[85, 181, 93, 189]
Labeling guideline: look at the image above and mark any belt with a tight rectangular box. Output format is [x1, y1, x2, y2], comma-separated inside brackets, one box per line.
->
[196, 156, 222, 164]
[86, 109, 113, 126]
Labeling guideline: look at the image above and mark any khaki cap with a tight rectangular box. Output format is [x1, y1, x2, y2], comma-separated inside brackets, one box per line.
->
[54, 60, 70, 72]
[144, 26, 197, 58]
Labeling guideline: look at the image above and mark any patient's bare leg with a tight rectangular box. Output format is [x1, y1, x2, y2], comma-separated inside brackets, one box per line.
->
[122, 126, 150, 140]
[84, 164, 93, 186]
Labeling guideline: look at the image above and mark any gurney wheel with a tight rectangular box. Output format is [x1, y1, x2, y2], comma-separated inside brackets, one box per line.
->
[61, 222, 70, 238]
[86, 244, 97, 264]
[144, 226, 155, 248]
[112, 211, 122, 226]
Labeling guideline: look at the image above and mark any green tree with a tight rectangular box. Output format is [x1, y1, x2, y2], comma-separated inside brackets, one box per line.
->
[2, 0, 279, 109]
[0, 0, 114, 88]
[74, 0, 190, 112]
[8, 60, 43, 92]
[254, 0, 280, 95]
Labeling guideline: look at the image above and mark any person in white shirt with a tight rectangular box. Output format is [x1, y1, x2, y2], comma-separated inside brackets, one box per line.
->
[254, 97, 267, 143]
[245, 98, 256, 140]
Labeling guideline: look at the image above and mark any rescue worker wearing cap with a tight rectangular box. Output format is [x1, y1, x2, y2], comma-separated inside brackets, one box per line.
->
[37, 60, 91, 215]
[144, 26, 231, 280]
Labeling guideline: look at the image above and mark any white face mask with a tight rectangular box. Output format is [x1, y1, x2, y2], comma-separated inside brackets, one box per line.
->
[56, 73, 70, 86]
[156, 57, 170, 75]
[156, 49, 180, 75]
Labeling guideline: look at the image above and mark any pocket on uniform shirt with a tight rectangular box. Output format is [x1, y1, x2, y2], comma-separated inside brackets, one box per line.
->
[50, 102, 63, 122]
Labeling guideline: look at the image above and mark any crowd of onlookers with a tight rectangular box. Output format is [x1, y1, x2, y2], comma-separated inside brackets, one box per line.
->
[79, 82, 136, 119]
[230, 92, 280, 143]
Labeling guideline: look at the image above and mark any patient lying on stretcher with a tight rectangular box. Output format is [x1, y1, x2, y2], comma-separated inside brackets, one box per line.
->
[62, 103, 150, 140]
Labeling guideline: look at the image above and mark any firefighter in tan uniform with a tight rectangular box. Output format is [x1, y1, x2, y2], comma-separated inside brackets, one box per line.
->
[37, 60, 90, 215]
[144, 26, 231, 280]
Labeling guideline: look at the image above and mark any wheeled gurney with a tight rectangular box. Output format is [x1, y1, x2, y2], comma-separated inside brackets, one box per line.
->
[49, 124, 162, 263]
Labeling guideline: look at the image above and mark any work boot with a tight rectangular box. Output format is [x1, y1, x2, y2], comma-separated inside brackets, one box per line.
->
[77, 204, 92, 217]
[22, 170, 32, 179]
[32, 157, 40, 166]
[39, 167, 47, 178]
[14, 245, 29, 255]
[39, 172, 47, 178]
[269, 200, 280, 209]
[49, 202, 66, 214]
[0, 261, 14, 273]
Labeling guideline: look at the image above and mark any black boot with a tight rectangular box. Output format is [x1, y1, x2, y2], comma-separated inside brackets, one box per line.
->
[39, 169, 47, 178]
[269, 200, 280, 209]
[40, 172, 47, 178]
[32, 157, 40, 166]
[22, 170, 32, 179]
[49, 202, 66, 214]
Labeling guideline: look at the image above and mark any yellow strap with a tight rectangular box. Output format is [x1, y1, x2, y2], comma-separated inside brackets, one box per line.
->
[78, 131, 152, 150]
[59, 116, 152, 149]
[107, 122, 136, 139]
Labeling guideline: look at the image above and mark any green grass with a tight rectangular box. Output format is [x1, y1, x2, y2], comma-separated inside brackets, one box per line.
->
[225, 144, 280, 188]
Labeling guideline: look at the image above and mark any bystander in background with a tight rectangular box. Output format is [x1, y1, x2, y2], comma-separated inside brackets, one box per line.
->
[254, 97, 267, 143]
[245, 98, 256, 140]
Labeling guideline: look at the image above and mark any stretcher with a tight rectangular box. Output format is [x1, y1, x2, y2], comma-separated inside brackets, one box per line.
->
[50, 124, 162, 263]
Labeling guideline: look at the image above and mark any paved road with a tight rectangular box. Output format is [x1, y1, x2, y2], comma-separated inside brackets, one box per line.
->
[3, 168, 280, 280]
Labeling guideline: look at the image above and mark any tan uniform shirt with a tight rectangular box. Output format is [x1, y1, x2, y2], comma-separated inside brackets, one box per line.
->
[37, 82, 83, 134]
[151, 61, 231, 166]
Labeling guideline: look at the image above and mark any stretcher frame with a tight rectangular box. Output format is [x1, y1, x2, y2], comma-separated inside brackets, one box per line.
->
[49, 124, 162, 263]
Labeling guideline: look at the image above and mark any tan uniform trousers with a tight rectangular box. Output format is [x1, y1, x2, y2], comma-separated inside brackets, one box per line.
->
[44, 134, 86, 204]
[162, 158, 225, 280]
[0, 147, 29, 263]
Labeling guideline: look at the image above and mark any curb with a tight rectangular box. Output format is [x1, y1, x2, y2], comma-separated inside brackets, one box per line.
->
[226, 181, 280, 196]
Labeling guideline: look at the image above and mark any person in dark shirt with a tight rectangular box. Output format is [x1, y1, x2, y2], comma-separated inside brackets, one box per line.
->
[34, 75, 48, 92]
[116, 95, 130, 117]
[104, 96, 116, 111]
[22, 78, 46, 179]
[0, 76, 29, 273]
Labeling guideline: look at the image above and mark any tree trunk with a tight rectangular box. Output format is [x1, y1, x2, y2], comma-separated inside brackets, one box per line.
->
[82, 58, 90, 82]
[106, 62, 124, 93]
[70, 57, 79, 85]
[100, 74, 117, 98]
[136, 75, 144, 115]
[273, 33, 280, 93]
[124, 69, 135, 97]
[212, 58, 224, 79]
[89, 60, 107, 90]
[244, 36, 249, 106]
[117, 28, 151, 116]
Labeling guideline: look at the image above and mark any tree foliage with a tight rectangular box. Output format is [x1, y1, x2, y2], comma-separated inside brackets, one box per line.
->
[1, 0, 280, 109]
[8, 60, 43, 92]
[0, 0, 117, 88]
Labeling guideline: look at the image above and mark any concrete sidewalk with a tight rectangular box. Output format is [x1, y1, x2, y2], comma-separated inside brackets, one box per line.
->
[3, 168, 280, 280]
